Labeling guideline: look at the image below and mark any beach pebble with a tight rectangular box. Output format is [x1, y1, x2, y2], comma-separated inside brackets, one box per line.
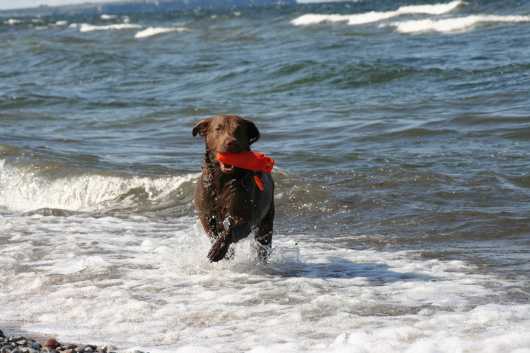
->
[0, 333, 122, 353]
[101, 345, 116, 353]
[45, 338, 61, 350]
[82, 345, 96, 353]
[32, 341, 42, 350]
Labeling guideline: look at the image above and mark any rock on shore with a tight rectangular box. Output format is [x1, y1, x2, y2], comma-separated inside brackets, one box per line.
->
[0, 330, 146, 353]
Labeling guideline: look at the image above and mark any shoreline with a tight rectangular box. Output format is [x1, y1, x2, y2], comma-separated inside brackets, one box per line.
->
[0, 329, 146, 353]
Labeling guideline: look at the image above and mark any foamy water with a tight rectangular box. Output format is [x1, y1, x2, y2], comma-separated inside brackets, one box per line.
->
[291, 0, 462, 26]
[0, 159, 197, 213]
[79, 23, 143, 32]
[1, 213, 529, 352]
[5, 18, 22, 25]
[390, 15, 530, 34]
[101, 14, 118, 21]
[290, 0, 530, 36]
[135, 27, 190, 39]
[0, 160, 528, 352]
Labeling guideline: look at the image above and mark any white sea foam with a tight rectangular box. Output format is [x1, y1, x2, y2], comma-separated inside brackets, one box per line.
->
[134, 26, 190, 39]
[5, 18, 22, 25]
[0, 159, 197, 212]
[100, 14, 118, 20]
[55, 20, 68, 26]
[0, 212, 529, 353]
[79, 23, 142, 32]
[391, 15, 530, 34]
[291, 0, 462, 26]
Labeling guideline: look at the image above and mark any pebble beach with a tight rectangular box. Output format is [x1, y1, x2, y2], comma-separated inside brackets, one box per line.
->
[0, 330, 127, 353]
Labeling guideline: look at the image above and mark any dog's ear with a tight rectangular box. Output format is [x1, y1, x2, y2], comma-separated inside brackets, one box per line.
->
[244, 119, 260, 145]
[192, 119, 210, 137]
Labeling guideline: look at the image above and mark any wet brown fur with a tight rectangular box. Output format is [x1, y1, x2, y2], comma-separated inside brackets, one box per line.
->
[192, 115, 274, 262]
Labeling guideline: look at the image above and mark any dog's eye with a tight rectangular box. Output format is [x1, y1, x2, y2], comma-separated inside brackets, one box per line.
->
[215, 126, 223, 132]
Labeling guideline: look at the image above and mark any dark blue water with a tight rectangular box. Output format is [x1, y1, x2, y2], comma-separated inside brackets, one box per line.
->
[1, 1, 530, 351]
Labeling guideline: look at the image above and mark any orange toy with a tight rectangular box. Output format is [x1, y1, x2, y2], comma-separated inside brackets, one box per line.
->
[216, 151, 275, 191]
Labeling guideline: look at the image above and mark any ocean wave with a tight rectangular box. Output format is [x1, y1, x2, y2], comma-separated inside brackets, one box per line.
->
[134, 26, 190, 39]
[0, 149, 338, 220]
[449, 113, 530, 127]
[0, 159, 197, 213]
[100, 14, 118, 20]
[264, 62, 426, 93]
[502, 127, 530, 141]
[291, 0, 462, 26]
[4, 18, 22, 25]
[390, 15, 530, 34]
[79, 23, 143, 32]
[360, 127, 457, 142]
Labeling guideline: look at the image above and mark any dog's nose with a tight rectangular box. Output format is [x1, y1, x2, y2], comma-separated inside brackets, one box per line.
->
[225, 139, 239, 150]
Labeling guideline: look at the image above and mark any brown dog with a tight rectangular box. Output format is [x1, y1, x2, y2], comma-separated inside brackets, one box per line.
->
[192, 115, 275, 262]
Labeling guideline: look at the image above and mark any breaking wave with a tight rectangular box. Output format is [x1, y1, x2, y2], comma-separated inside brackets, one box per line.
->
[4, 18, 22, 25]
[0, 159, 197, 213]
[134, 26, 190, 39]
[291, 0, 462, 26]
[100, 14, 118, 20]
[78, 23, 142, 32]
[390, 15, 530, 34]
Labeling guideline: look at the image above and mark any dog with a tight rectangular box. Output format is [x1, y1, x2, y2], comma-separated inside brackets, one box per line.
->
[192, 115, 275, 262]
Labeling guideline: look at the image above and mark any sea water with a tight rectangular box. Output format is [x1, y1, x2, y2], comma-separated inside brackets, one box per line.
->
[1, 0, 530, 352]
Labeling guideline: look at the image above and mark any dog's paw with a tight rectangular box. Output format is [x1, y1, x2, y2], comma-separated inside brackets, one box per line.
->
[207, 234, 232, 262]
[255, 243, 272, 265]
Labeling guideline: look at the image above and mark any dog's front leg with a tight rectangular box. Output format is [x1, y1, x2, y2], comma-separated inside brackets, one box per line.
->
[207, 231, 232, 262]
[207, 218, 251, 262]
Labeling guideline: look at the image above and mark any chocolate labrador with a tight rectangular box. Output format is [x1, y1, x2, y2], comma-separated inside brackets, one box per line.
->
[192, 115, 274, 262]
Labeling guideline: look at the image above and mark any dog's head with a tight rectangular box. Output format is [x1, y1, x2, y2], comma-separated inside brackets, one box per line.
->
[193, 115, 260, 173]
